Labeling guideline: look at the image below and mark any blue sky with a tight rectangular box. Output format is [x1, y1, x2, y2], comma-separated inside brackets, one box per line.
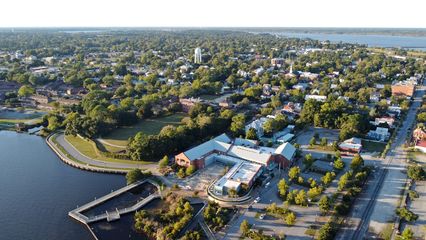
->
[1, 0, 425, 28]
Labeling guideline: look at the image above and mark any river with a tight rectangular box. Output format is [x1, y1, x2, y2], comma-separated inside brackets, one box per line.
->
[0, 131, 125, 240]
[273, 32, 426, 51]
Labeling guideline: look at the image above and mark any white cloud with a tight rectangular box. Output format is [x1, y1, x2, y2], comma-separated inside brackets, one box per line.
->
[0, 0, 425, 28]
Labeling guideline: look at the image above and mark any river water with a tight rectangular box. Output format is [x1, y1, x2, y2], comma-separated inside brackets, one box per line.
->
[274, 32, 426, 51]
[0, 131, 125, 240]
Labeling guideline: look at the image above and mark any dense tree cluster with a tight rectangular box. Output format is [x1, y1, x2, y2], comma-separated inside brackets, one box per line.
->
[134, 194, 194, 239]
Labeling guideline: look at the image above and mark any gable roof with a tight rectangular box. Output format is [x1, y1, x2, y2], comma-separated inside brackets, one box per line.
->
[227, 145, 272, 165]
[274, 142, 296, 161]
[183, 134, 232, 161]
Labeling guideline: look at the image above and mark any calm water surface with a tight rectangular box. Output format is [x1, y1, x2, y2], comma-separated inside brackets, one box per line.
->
[0, 131, 124, 240]
[275, 32, 426, 51]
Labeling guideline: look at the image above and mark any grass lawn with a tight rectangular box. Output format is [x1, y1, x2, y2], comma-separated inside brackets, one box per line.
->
[101, 113, 186, 147]
[362, 140, 386, 153]
[65, 135, 151, 165]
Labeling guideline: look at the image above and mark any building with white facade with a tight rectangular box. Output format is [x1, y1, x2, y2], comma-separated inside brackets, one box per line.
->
[194, 47, 202, 64]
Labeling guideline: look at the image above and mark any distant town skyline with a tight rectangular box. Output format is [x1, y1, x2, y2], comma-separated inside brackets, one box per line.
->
[1, 0, 425, 28]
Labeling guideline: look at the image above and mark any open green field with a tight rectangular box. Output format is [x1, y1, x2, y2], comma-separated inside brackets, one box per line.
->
[362, 140, 386, 153]
[65, 135, 150, 164]
[100, 113, 186, 147]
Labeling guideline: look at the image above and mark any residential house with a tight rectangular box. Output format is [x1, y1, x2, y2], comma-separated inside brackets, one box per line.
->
[370, 116, 396, 128]
[415, 140, 426, 153]
[391, 81, 415, 98]
[367, 127, 390, 142]
[179, 97, 202, 113]
[339, 137, 362, 153]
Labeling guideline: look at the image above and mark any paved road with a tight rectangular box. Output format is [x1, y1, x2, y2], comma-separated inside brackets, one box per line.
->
[337, 80, 425, 240]
[53, 133, 176, 186]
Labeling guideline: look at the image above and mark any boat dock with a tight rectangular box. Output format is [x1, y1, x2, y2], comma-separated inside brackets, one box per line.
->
[68, 179, 161, 224]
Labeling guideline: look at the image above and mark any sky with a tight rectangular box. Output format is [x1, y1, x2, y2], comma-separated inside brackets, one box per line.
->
[1, 0, 425, 28]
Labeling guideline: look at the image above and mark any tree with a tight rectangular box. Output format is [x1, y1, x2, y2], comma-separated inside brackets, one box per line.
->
[407, 166, 426, 181]
[333, 157, 345, 170]
[309, 137, 316, 146]
[338, 172, 350, 191]
[47, 115, 61, 131]
[320, 137, 328, 147]
[319, 195, 331, 215]
[246, 128, 258, 140]
[240, 219, 250, 236]
[321, 172, 335, 186]
[307, 186, 323, 200]
[399, 227, 414, 240]
[159, 155, 169, 169]
[18, 85, 35, 97]
[177, 168, 186, 178]
[339, 114, 366, 140]
[288, 166, 301, 182]
[396, 207, 418, 222]
[295, 189, 308, 206]
[126, 169, 146, 185]
[230, 114, 245, 137]
[285, 212, 296, 225]
[277, 179, 289, 198]
[303, 154, 314, 169]
[350, 154, 364, 171]
[186, 165, 196, 176]
[318, 222, 336, 240]
[417, 112, 426, 122]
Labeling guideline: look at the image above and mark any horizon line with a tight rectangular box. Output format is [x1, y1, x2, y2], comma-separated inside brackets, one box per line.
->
[0, 26, 425, 30]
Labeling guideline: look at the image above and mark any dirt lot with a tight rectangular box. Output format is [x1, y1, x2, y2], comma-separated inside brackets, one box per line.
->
[295, 127, 340, 147]
[167, 162, 227, 192]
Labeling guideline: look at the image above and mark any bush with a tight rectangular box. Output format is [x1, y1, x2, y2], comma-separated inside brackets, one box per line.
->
[408, 190, 419, 200]
[407, 165, 426, 181]
[396, 207, 418, 222]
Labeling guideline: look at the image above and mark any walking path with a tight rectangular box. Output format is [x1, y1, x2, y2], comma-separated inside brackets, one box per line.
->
[97, 138, 126, 149]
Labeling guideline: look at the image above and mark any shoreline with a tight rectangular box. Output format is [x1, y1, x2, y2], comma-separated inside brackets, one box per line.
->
[46, 133, 128, 174]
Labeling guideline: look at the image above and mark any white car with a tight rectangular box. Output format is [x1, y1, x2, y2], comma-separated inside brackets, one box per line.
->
[259, 214, 266, 220]
[254, 196, 261, 203]
[265, 182, 270, 188]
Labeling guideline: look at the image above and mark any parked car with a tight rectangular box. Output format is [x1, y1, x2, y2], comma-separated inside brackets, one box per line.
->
[254, 196, 261, 203]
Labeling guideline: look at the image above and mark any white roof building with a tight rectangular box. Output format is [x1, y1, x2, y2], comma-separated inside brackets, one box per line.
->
[305, 95, 327, 102]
